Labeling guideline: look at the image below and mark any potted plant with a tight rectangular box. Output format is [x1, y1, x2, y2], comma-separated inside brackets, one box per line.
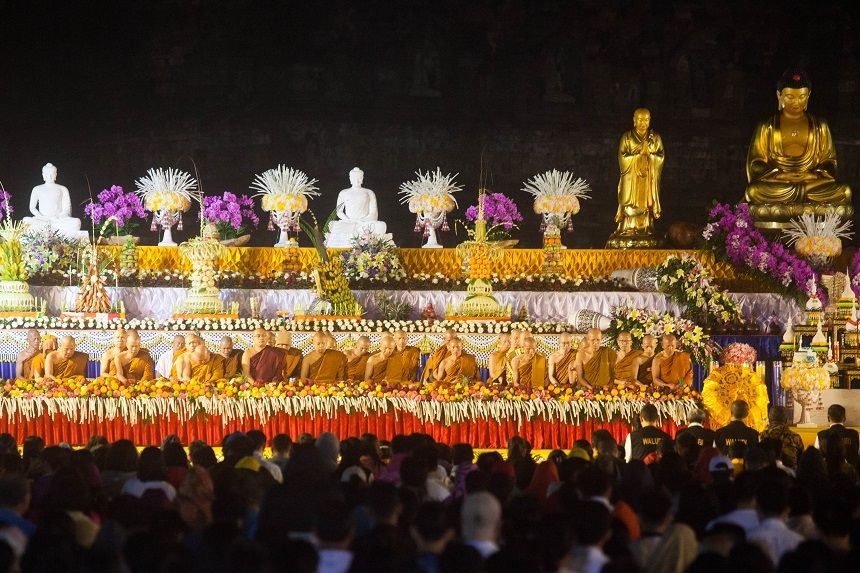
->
[202, 191, 260, 246]
[84, 185, 147, 245]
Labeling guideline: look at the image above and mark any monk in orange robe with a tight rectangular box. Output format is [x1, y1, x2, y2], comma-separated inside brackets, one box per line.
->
[113, 333, 154, 383]
[422, 329, 457, 382]
[275, 331, 303, 379]
[16, 329, 41, 380]
[44, 336, 89, 381]
[219, 336, 243, 379]
[511, 338, 548, 387]
[634, 335, 657, 386]
[243, 328, 287, 384]
[433, 338, 480, 383]
[614, 331, 643, 385]
[179, 335, 225, 383]
[488, 334, 510, 385]
[392, 331, 420, 382]
[169, 339, 191, 379]
[100, 329, 127, 377]
[575, 328, 616, 390]
[548, 333, 577, 385]
[346, 336, 371, 380]
[301, 332, 347, 383]
[365, 335, 397, 383]
[652, 334, 693, 388]
[30, 334, 58, 381]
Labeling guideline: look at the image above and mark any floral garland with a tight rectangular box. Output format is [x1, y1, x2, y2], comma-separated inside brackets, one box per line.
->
[605, 304, 714, 365]
[656, 254, 741, 326]
[341, 231, 407, 282]
[703, 203, 821, 304]
[700, 364, 769, 432]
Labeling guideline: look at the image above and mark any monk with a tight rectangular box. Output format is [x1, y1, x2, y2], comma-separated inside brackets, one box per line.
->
[301, 332, 347, 384]
[16, 329, 41, 379]
[172, 335, 201, 381]
[179, 335, 225, 383]
[391, 331, 420, 382]
[511, 337, 547, 387]
[574, 328, 616, 390]
[548, 333, 577, 385]
[506, 329, 527, 363]
[633, 335, 657, 386]
[267, 331, 277, 346]
[243, 328, 287, 384]
[346, 336, 371, 380]
[31, 334, 58, 381]
[275, 331, 303, 379]
[651, 334, 693, 388]
[365, 335, 397, 383]
[44, 336, 89, 382]
[433, 338, 480, 384]
[113, 332, 154, 383]
[422, 328, 457, 382]
[488, 334, 510, 384]
[100, 329, 127, 377]
[614, 331, 643, 385]
[155, 334, 186, 379]
[219, 336, 243, 379]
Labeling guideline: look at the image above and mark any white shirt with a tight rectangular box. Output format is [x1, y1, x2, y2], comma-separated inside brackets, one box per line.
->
[254, 451, 283, 484]
[425, 477, 451, 502]
[317, 548, 352, 573]
[121, 477, 176, 502]
[707, 508, 759, 536]
[466, 539, 499, 559]
[155, 350, 176, 379]
[624, 434, 632, 462]
[749, 517, 803, 565]
[564, 546, 609, 573]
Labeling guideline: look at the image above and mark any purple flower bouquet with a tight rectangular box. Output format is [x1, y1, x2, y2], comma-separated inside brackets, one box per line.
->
[202, 191, 260, 240]
[84, 185, 147, 236]
[462, 192, 524, 241]
[0, 190, 13, 220]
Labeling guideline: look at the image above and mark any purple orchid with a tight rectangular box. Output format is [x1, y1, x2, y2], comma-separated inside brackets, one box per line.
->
[84, 185, 146, 235]
[202, 191, 260, 240]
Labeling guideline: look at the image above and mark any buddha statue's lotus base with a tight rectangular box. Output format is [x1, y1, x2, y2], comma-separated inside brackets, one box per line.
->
[605, 230, 662, 249]
[748, 202, 854, 230]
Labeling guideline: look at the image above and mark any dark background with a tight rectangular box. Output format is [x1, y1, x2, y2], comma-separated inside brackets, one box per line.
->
[1, 0, 858, 247]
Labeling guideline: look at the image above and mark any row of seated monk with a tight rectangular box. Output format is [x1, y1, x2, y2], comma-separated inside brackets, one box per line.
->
[12, 327, 693, 388]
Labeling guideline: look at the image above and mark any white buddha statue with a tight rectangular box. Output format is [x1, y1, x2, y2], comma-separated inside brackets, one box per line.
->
[22, 163, 88, 241]
[325, 167, 392, 248]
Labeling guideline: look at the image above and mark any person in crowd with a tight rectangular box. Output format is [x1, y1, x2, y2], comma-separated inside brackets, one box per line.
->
[246, 429, 283, 484]
[154, 334, 186, 379]
[624, 404, 672, 462]
[270, 433, 292, 473]
[461, 491, 501, 559]
[121, 446, 176, 502]
[567, 500, 612, 573]
[676, 408, 716, 448]
[715, 400, 760, 453]
[706, 470, 760, 535]
[760, 405, 804, 470]
[748, 476, 804, 565]
[315, 500, 354, 573]
[815, 403, 860, 466]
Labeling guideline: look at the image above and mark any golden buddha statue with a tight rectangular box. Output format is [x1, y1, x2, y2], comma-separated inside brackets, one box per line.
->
[745, 70, 852, 229]
[606, 108, 664, 249]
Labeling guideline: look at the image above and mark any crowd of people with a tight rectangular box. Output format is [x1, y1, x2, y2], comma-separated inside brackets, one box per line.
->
[0, 399, 857, 572]
[14, 327, 691, 391]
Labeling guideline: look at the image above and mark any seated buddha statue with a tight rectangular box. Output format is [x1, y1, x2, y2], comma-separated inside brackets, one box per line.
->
[22, 163, 89, 241]
[324, 167, 392, 248]
[745, 70, 852, 229]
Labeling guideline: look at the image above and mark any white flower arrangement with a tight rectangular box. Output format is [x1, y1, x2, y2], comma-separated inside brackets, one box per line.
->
[398, 168, 462, 215]
[522, 169, 591, 230]
[784, 212, 853, 262]
[135, 168, 199, 213]
[250, 165, 319, 214]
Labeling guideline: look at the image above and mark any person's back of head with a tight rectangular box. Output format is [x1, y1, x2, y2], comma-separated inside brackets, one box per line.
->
[162, 443, 188, 468]
[452, 443, 474, 466]
[461, 491, 501, 542]
[245, 430, 267, 453]
[507, 436, 530, 462]
[84, 435, 107, 451]
[0, 474, 29, 512]
[315, 499, 354, 547]
[733, 469, 760, 505]
[476, 451, 503, 473]
[137, 446, 167, 482]
[400, 455, 429, 492]
[726, 542, 773, 572]
[755, 478, 789, 518]
[727, 441, 747, 460]
[412, 501, 452, 546]
[676, 431, 698, 452]
[190, 445, 217, 469]
[812, 497, 852, 541]
[768, 406, 788, 425]
[573, 439, 593, 460]
[594, 434, 619, 458]
[271, 433, 292, 457]
[390, 434, 412, 456]
[640, 404, 659, 424]
[743, 446, 772, 472]
[41, 446, 72, 473]
[104, 439, 138, 473]
[571, 500, 611, 547]
[638, 487, 673, 530]
[439, 541, 483, 573]
[414, 443, 440, 474]
[730, 400, 749, 421]
[827, 403, 846, 424]
[22, 435, 45, 467]
[578, 463, 611, 498]
[366, 481, 401, 524]
[690, 408, 708, 425]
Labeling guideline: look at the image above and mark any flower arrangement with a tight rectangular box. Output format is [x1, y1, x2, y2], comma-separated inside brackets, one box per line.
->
[522, 169, 591, 230]
[135, 168, 198, 213]
[605, 304, 714, 365]
[783, 212, 852, 269]
[701, 364, 769, 431]
[0, 219, 29, 281]
[341, 230, 407, 283]
[84, 185, 147, 236]
[0, 189, 13, 220]
[721, 342, 757, 365]
[20, 228, 79, 278]
[780, 363, 830, 393]
[656, 254, 741, 326]
[202, 191, 260, 240]
[704, 203, 822, 304]
[399, 168, 462, 246]
[251, 165, 319, 246]
[461, 192, 523, 241]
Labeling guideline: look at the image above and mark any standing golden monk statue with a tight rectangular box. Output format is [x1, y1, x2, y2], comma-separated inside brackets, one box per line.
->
[745, 70, 852, 229]
[606, 108, 664, 248]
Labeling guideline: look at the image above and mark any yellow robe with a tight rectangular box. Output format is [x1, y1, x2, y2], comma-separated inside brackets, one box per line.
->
[190, 353, 226, 383]
[20, 353, 36, 380]
[517, 354, 548, 388]
[658, 352, 693, 386]
[368, 357, 389, 383]
[51, 351, 89, 380]
[397, 346, 421, 382]
[282, 348, 303, 380]
[169, 347, 187, 379]
[347, 354, 369, 380]
[437, 354, 480, 384]
[615, 350, 643, 384]
[422, 346, 448, 382]
[223, 349, 243, 379]
[306, 350, 347, 384]
[124, 350, 155, 382]
[488, 351, 508, 385]
[582, 347, 617, 389]
[30, 353, 47, 379]
[551, 350, 576, 385]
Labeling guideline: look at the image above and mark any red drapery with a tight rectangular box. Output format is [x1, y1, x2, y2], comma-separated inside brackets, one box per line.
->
[0, 411, 682, 448]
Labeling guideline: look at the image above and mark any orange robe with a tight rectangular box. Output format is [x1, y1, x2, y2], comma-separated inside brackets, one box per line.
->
[250, 346, 286, 383]
[368, 357, 389, 383]
[615, 350, 643, 384]
[123, 350, 155, 382]
[223, 349, 243, 379]
[551, 350, 576, 385]
[306, 350, 347, 384]
[282, 348, 303, 380]
[30, 353, 47, 379]
[190, 353, 226, 383]
[422, 346, 448, 382]
[582, 347, 617, 389]
[169, 347, 187, 379]
[657, 352, 693, 386]
[437, 354, 480, 384]
[518, 354, 548, 388]
[637, 356, 654, 385]
[347, 354, 369, 380]
[396, 346, 421, 382]
[488, 351, 508, 385]
[50, 351, 89, 380]
[19, 353, 37, 380]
